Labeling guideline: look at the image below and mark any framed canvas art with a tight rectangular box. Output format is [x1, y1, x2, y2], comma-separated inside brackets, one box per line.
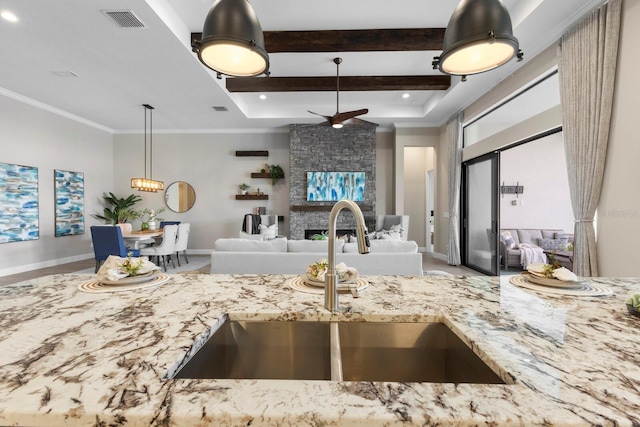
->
[306, 172, 365, 201]
[0, 162, 39, 243]
[54, 169, 85, 236]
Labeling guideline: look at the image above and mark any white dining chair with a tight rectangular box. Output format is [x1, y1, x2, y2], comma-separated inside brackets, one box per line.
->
[174, 223, 190, 266]
[140, 225, 178, 272]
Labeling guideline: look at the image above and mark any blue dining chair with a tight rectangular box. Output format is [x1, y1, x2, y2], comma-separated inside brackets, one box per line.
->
[90, 226, 140, 273]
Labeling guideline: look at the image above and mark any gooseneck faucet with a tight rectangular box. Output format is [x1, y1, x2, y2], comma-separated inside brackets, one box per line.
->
[325, 200, 370, 312]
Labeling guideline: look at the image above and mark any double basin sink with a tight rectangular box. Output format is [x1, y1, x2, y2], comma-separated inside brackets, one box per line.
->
[173, 320, 505, 383]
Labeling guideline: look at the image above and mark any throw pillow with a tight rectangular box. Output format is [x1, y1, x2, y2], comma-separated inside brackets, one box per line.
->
[537, 237, 569, 251]
[375, 224, 404, 240]
[554, 232, 574, 243]
[500, 231, 515, 249]
[258, 223, 277, 240]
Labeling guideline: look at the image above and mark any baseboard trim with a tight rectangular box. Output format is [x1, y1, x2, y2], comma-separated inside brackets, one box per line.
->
[0, 253, 94, 277]
[430, 252, 448, 262]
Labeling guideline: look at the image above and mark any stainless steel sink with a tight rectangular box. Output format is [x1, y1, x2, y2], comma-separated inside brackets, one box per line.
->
[337, 322, 504, 383]
[173, 320, 332, 380]
[173, 320, 505, 384]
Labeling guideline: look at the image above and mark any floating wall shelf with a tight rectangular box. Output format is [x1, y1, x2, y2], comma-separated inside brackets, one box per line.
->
[236, 195, 268, 200]
[250, 172, 285, 179]
[235, 150, 269, 157]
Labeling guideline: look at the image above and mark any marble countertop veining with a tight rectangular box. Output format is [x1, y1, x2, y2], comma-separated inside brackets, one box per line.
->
[0, 272, 639, 426]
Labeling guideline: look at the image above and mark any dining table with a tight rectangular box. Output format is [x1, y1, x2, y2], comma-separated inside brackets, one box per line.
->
[121, 229, 163, 249]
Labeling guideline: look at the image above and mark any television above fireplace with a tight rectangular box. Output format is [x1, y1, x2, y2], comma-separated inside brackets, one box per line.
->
[306, 171, 365, 202]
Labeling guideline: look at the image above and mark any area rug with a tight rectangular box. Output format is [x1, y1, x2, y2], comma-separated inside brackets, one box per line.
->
[73, 255, 211, 275]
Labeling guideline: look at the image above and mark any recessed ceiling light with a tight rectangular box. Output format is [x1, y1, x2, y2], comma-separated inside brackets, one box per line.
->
[1, 11, 18, 22]
[402, 93, 410, 99]
[259, 94, 267, 100]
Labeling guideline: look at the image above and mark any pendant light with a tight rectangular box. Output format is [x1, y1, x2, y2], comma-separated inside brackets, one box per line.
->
[131, 104, 164, 193]
[192, 0, 269, 78]
[432, 0, 523, 80]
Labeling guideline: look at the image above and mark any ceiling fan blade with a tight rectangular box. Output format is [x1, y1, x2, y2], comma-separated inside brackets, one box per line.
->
[308, 110, 332, 121]
[331, 108, 369, 125]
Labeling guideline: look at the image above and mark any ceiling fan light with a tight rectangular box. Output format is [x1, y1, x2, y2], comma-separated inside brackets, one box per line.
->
[194, 0, 269, 77]
[332, 123, 344, 129]
[438, 0, 520, 76]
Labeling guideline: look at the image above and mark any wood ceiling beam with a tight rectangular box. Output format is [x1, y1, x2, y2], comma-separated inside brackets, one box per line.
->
[226, 75, 450, 93]
[191, 28, 445, 52]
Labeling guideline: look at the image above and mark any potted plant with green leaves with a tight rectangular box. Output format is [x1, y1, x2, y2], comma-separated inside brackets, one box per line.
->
[133, 207, 166, 231]
[92, 192, 142, 224]
[239, 183, 250, 195]
[269, 164, 284, 185]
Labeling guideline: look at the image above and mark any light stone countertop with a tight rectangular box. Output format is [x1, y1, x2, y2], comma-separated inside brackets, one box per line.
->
[1, 272, 639, 426]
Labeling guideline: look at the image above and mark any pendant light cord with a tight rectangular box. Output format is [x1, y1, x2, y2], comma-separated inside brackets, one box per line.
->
[142, 104, 154, 181]
[335, 59, 340, 114]
[144, 106, 148, 180]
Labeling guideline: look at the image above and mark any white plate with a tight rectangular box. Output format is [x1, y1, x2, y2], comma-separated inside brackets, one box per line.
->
[99, 270, 159, 286]
[302, 274, 356, 288]
[521, 272, 583, 289]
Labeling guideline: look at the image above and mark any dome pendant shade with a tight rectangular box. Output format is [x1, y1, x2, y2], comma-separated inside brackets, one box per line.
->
[194, 0, 269, 77]
[434, 0, 521, 76]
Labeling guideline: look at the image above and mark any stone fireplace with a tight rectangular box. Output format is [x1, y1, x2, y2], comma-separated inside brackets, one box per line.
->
[289, 124, 376, 240]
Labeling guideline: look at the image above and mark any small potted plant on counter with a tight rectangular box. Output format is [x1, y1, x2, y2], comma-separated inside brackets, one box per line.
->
[133, 207, 165, 231]
[239, 183, 250, 195]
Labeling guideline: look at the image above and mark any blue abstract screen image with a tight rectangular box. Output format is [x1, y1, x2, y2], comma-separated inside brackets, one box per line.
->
[306, 172, 365, 201]
[0, 162, 39, 243]
[55, 169, 85, 237]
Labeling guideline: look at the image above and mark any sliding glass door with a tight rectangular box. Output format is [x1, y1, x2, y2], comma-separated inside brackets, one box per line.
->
[461, 153, 499, 275]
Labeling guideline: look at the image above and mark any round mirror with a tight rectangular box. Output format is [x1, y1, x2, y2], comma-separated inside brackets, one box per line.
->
[164, 181, 196, 213]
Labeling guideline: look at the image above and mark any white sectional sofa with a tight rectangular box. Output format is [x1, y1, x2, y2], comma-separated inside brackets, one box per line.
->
[211, 237, 423, 276]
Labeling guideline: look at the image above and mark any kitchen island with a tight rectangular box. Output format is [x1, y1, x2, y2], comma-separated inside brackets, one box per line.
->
[0, 272, 639, 426]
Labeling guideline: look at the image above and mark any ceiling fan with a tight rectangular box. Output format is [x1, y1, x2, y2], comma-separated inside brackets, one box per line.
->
[308, 57, 378, 129]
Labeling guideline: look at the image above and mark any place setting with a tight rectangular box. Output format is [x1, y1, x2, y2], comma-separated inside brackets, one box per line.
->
[78, 255, 171, 293]
[288, 259, 368, 296]
[509, 262, 613, 297]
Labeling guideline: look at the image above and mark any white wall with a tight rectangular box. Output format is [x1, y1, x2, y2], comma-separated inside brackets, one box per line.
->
[598, 0, 640, 276]
[394, 127, 440, 250]
[376, 132, 394, 217]
[0, 93, 114, 274]
[500, 132, 573, 232]
[404, 147, 428, 246]
[112, 132, 290, 251]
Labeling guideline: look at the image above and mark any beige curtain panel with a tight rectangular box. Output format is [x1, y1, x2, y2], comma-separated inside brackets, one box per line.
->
[558, 0, 622, 277]
[447, 113, 462, 265]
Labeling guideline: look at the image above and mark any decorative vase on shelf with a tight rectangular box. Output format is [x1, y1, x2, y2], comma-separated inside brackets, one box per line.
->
[148, 220, 157, 230]
[241, 190, 248, 195]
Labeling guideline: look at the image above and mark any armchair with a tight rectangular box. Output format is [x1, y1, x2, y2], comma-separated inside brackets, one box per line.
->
[240, 214, 279, 240]
[375, 215, 409, 240]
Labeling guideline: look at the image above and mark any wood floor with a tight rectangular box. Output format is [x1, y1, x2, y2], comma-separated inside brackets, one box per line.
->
[0, 253, 479, 287]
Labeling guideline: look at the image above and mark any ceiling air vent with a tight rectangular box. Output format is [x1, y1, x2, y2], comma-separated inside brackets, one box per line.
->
[212, 106, 229, 112]
[102, 10, 146, 28]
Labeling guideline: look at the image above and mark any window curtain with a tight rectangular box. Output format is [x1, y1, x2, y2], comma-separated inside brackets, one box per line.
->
[447, 113, 463, 265]
[558, 0, 621, 277]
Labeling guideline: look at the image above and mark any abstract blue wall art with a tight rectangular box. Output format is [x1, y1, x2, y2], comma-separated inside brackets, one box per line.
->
[0, 162, 39, 243]
[306, 172, 365, 201]
[54, 169, 85, 237]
